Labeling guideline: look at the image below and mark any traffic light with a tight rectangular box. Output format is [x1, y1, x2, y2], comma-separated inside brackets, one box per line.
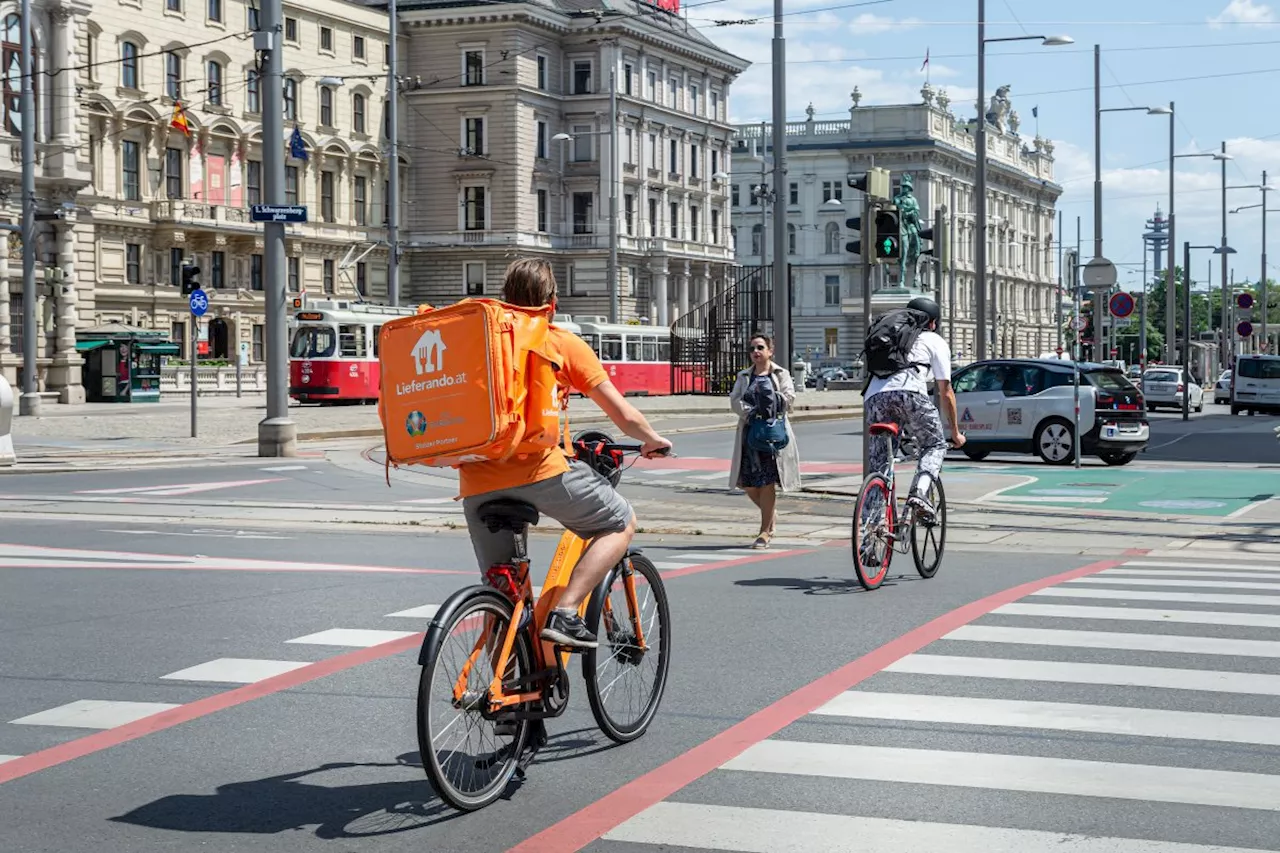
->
[180, 264, 201, 295]
[872, 207, 901, 261]
[844, 213, 868, 258]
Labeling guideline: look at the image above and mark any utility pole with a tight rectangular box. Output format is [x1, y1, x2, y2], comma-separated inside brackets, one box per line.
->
[1165, 101, 1176, 364]
[607, 43, 619, 324]
[1221, 141, 1229, 368]
[974, 0, 988, 361]
[1263, 169, 1270, 351]
[17, 0, 36, 416]
[1056, 210, 1063, 352]
[256, 0, 296, 456]
[769, 0, 788, 368]
[948, 182, 957, 351]
[386, 0, 400, 306]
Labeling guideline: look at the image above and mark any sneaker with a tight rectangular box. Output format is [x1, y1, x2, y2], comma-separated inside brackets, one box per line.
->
[907, 494, 936, 523]
[540, 609, 598, 649]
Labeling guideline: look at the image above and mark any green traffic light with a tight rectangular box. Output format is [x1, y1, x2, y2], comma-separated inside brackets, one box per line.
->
[881, 238, 893, 254]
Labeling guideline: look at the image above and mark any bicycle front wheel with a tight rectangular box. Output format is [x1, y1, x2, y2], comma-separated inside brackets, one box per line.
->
[852, 473, 895, 590]
[911, 477, 947, 579]
[583, 552, 671, 743]
[417, 589, 535, 812]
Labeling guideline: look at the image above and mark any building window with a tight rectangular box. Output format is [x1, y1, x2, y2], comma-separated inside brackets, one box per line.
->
[170, 247, 183, 286]
[536, 120, 547, 159]
[319, 26, 333, 52]
[624, 127, 634, 164]
[284, 165, 298, 205]
[668, 77, 677, 107]
[246, 68, 260, 112]
[165, 147, 183, 198]
[824, 275, 841, 306]
[647, 132, 657, 167]
[731, 184, 740, 207]
[536, 54, 547, 90]
[689, 205, 699, 241]
[669, 201, 679, 239]
[572, 192, 593, 234]
[646, 69, 657, 101]
[464, 261, 485, 295]
[751, 224, 762, 254]
[463, 49, 484, 86]
[208, 0, 221, 22]
[689, 143, 699, 178]
[252, 324, 264, 361]
[536, 189, 548, 232]
[320, 170, 335, 221]
[319, 87, 333, 126]
[668, 139, 678, 174]
[822, 181, 843, 203]
[171, 321, 185, 356]
[710, 149, 719, 178]
[165, 51, 182, 99]
[206, 61, 222, 106]
[464, 116, 484, 155]
[624, 194, 634, 235]
[284, 16, 297, 41]
[824, 328, 838, 358]
[463, 186, 486, 230]
[710, 90, 720, 120]
[120, 41, 138, 89]
[788, 182, 798, 205]
[283, 78, 297, 120]
[572, 124, 591, 162]
[623, 63, 633, 95]
[787, 223, 797, 254]
[125, 243, 141, 283]
[824, 222, 841, 254]
[353, 35, 365, 59]
[572, 60, 592, 94]
[247, 5, 259, 29]
[710, 208, 720, 244]
[211, 251, 225, 289]
[166, 0, 180, 11]
[323, 259, 335, 293]
[354, 175, 367, 226]
[250, 254, 263, 290]
[356, 261, 367, 296]
[122, 140, 140, 199]
[689, 83, 699, 114]
[247, 159, 261, 204]
[648, 197, 658, 237]
[352, 93, 365, 133]
[287, 256, 300, 292]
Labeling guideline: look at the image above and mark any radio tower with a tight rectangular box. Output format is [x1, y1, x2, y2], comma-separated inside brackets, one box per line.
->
[1143, 206, 1169, 286]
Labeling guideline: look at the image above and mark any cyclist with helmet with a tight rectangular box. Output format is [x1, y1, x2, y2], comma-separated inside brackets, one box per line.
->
[863, 296, 966, 518]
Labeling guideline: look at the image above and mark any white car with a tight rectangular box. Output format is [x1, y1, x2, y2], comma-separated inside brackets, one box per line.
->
[948, 359, 1149, 465]
[1142, 367, 1204, 413]
[1231, 354, 1280, 415]
[1214, 370, 1232, 405]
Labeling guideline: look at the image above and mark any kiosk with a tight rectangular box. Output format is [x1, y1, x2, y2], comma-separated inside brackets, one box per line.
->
[76, 324, 180, 403]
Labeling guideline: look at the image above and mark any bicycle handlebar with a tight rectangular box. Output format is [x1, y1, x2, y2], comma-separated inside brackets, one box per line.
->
[575, 439, 672, 458]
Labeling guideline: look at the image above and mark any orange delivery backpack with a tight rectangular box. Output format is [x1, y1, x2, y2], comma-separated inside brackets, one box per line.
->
[377, 298, 569, 472]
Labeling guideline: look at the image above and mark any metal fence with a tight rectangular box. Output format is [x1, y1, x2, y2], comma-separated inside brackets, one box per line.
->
[670, 265, 774, 395]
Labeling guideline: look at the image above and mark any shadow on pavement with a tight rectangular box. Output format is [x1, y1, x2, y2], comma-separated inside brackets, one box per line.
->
[735, 574, 923, 595]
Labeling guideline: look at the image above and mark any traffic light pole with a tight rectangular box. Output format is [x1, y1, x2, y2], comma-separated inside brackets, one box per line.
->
[770, 0, 789, 369]
[861, 193, 873, 478]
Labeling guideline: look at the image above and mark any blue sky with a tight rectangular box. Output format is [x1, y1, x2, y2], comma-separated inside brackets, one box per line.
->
[692, 0, 1280, 292]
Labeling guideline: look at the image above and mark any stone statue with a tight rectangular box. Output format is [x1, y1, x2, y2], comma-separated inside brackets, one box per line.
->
[920, 82, 934, 106]
[894, 173, 923, 287]
[936, 88, 951, 110]
[850, 87, 862, 109]
[1009, 109, 1020, 134]
[805, 102, 815, 120]
[985, 84, 1012, 133]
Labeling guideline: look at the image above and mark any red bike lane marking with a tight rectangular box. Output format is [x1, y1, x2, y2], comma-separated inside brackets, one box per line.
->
[507, 557, 1123, 853]
[0, 547, 811, 787]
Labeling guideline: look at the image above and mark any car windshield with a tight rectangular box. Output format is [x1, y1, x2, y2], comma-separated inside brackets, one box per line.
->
[1145, 370, 1179, 383]
[1237, 358, 1280, 380]
[1086, 370, 1138, 394]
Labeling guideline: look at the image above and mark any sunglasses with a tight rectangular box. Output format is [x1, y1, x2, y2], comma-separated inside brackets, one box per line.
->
[751, 345, 768, 352]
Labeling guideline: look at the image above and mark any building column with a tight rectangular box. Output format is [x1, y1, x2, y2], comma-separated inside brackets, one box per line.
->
[47, 218, 84, 403]
[0, 251, 12, 384]
[652, 260, 669, 326]
[695, 265, 709, 306]
[676, 261, 690, 318]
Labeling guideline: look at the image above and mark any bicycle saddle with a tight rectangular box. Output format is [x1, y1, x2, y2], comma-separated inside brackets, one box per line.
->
[477, 499, 541, 533]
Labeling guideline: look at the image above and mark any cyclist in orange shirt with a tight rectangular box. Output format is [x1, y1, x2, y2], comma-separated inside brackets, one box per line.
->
[460, 258, 672, 650]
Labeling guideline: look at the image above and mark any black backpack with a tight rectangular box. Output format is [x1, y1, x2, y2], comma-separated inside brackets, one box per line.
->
[862, 308, 930, 380]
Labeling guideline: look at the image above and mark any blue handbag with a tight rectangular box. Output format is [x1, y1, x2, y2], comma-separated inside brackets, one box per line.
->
[747, 415, 789, 453]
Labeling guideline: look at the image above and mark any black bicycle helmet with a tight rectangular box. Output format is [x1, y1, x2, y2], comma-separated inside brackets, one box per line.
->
[907, 296, 941, 326]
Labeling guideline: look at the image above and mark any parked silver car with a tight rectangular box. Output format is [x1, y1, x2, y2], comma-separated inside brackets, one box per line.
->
[1214, 369, 1232, 405]
[1142, 367, 1204, 413]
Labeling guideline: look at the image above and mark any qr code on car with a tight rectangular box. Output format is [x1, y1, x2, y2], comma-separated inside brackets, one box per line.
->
[1006, 408, 1022, 425]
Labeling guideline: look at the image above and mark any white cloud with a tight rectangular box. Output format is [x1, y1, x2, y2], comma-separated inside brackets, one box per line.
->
[848, 13, 923, 35]
[1209, 0, 1276, 26]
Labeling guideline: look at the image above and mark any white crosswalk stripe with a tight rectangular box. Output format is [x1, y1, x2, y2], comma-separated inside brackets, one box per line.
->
[603, 555, 1280, 851]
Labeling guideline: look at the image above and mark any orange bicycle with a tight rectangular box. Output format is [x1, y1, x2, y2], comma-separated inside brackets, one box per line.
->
[415, 435, 672, 811]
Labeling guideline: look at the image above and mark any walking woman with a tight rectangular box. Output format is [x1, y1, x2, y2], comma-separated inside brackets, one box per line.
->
[729, 333, 801, 548]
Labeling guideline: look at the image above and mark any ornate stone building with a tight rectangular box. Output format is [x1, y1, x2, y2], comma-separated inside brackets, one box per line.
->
[0, 0, 399, 399]
[729, 85, 1062, 365]
[396, 0, 748, 325]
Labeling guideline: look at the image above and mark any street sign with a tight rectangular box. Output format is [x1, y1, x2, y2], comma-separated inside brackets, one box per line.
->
[1239, 320, 1254, 337]
[238, 341, 249, 367]
[1102, 316, 1132, 329]
[1071, 316, 1088, 331]
[189, 288, 209, 317]
[1109, 291, 1135, 318]
[1237, 292, 1255, 311]
[1082, 256, 1118, 288]
[250, 204, 308, 223]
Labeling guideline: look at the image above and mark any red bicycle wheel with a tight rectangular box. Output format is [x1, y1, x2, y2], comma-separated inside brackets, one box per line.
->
[852, 473, 894, 590]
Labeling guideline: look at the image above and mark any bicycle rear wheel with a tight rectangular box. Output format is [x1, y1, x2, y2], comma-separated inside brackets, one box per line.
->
[852, 473, 895, 590]
[583, 552, 671, 743]
[417, 589, 535, 811]
[910, 477, 947, 579]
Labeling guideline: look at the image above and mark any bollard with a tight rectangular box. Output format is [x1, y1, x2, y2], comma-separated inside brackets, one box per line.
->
[0, 374, 15, 466]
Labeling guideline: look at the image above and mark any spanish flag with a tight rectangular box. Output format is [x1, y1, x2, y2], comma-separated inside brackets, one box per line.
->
[169, 102, 191, 136]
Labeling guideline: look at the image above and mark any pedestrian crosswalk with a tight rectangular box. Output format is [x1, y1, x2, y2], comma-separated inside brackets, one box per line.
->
[597, 553, 1280, 852]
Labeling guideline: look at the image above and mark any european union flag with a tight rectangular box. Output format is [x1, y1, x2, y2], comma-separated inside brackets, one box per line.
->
[288, 125, 308, 161]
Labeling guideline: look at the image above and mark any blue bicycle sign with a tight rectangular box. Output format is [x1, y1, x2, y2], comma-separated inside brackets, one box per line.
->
[189, 289, 209, 317]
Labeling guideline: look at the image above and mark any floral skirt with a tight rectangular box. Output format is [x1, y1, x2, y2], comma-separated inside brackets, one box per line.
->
[737, 439, 781, 489]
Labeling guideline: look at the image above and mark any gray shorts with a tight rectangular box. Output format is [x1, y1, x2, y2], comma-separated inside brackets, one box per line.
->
[462, 459, 635, 570]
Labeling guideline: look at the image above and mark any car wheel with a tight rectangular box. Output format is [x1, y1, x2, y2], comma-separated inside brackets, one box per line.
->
[1195, 396, 1204, 413]
[962, 448, 990, 461]
[1034, 418, 1075, 465]
[1099, 451, 1137, 466]
[1147, 403, 1156, 412]
[1232, 405, 1241, 415]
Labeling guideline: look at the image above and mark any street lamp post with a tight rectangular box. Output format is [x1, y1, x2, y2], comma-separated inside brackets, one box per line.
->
[1183, 242, 1236, 421]
[1168, 141, 1232, 364]
[1225, 176, 1274, 355]
[975, 1, 1071, 361]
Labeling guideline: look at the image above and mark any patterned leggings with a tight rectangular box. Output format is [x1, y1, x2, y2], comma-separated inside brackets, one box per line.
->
[865, 390, 948, 495]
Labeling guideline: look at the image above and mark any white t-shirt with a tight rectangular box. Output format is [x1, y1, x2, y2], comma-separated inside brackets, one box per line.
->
[865, 330, 952, 398]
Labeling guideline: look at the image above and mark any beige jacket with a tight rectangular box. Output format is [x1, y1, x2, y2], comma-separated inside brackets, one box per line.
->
[728, 363, 802, 492]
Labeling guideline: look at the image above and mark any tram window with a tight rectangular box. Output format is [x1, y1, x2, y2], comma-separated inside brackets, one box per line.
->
[373, 325, 381, 357]
[339, 324, 367, 357]
[625, 336, 642, 362]
[601, 334, 623, 361]
[290, 325, 336, 358]
[658, 339, 670, 362]
[642, 337, 658, 362]
[585, 334, 600, 355]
